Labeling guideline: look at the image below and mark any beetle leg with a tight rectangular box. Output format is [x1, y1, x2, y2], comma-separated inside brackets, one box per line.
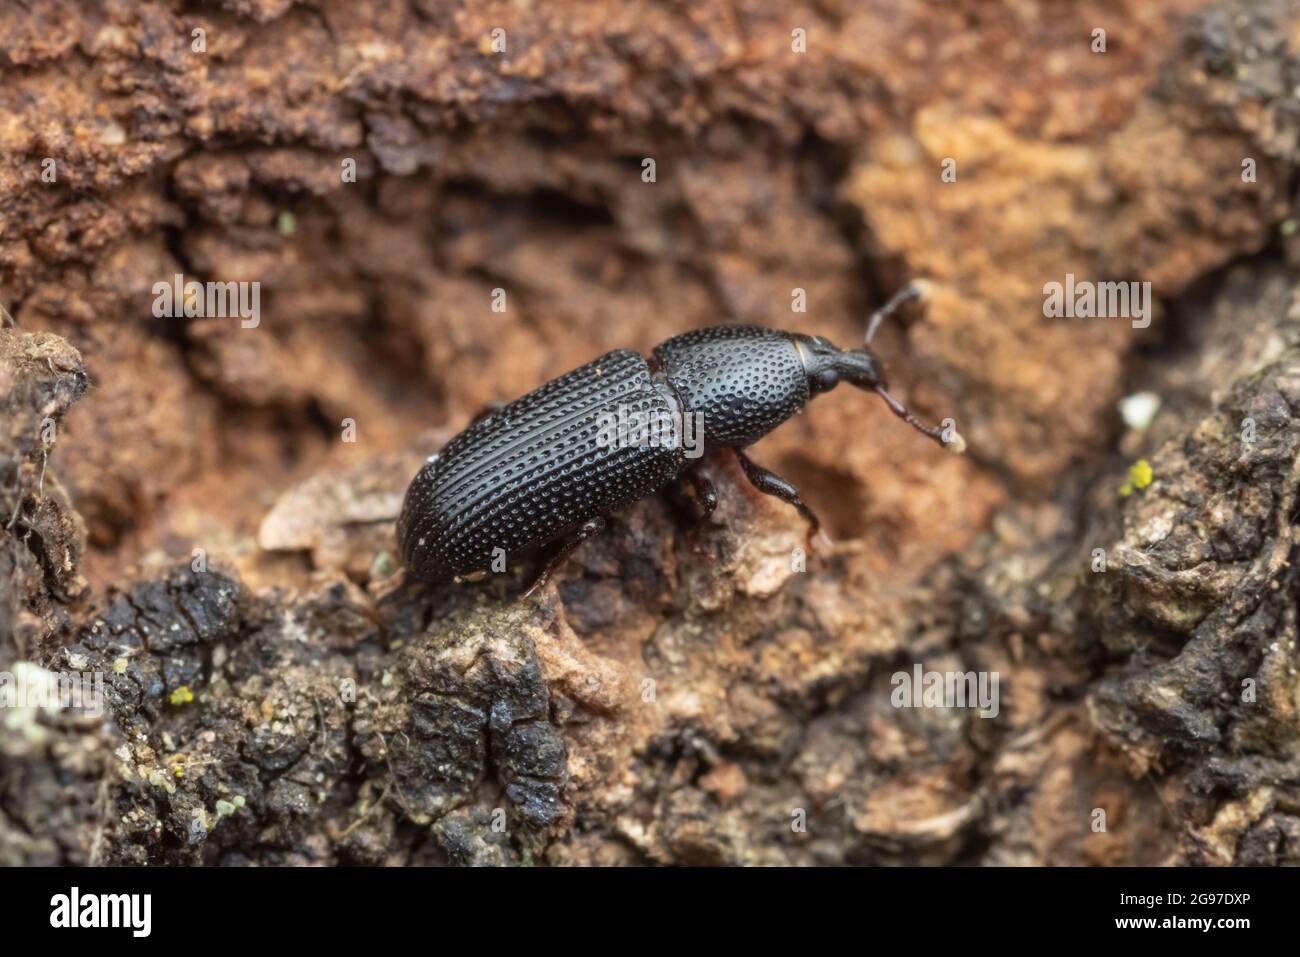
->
[522, 515, 607, 600]
[734, 450, 824, 548]
[674, 467, 718, 524]
[469, 400, 507, 426]
[666, 468, 718, 526]
[692, 472, 718, 523]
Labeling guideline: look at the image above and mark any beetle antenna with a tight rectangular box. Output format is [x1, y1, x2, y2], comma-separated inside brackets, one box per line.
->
[865, 281, 930, 346]
[875, 385, 965, 453]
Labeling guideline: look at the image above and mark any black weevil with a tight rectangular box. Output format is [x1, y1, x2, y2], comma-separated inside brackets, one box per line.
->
[397, 283, 964, 596]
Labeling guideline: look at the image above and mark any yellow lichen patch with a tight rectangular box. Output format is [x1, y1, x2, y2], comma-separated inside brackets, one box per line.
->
[168, 685, 194, 706]
[1120, 459, 1154, 497]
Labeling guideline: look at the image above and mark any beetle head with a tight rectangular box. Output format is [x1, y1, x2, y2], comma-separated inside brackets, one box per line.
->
[797, 334, 887, 394]
[794, 333, 964, 453]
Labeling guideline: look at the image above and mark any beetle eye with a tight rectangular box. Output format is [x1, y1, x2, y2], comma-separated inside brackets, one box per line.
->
[815, 370, 839, 392]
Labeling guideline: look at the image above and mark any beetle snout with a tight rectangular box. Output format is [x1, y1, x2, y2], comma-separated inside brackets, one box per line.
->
[836, 348, 887, 392]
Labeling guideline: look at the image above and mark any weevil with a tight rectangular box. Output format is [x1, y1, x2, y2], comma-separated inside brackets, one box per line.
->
[397, 284, 964, 597]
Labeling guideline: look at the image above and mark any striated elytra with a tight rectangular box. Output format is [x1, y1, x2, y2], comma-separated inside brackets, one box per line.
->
[397, 284, 964, 597]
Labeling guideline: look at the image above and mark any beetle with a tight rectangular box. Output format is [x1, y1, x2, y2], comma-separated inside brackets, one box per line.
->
[397, 283, 964, 597]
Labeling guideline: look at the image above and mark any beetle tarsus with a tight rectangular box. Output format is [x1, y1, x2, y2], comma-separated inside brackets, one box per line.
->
[468, 400, 507, 426]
